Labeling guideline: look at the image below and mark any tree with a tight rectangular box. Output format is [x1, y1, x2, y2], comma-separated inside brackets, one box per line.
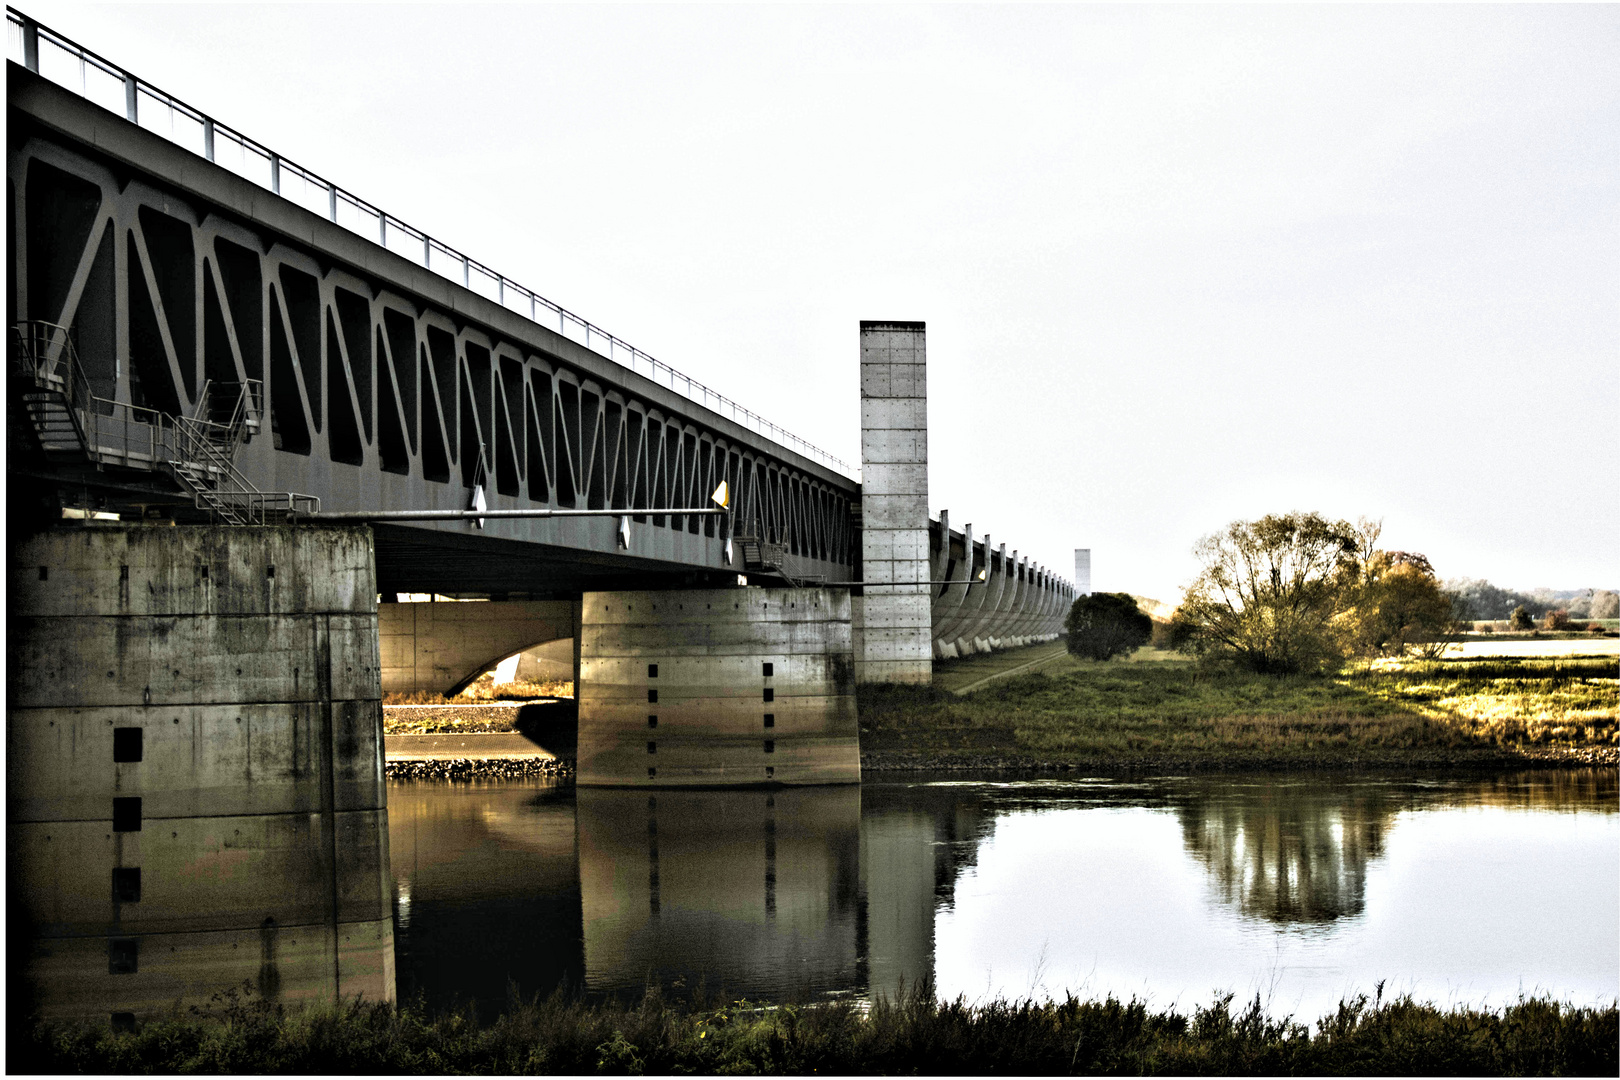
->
[1064, 593, 1153, 661]
[1510, 606, 1534, 631]
[1344, 548, 1460, 659]
[1591, 590, 1620, 621]
[1174, 512, 1465, 672]
[1174, 512, 1361, 674]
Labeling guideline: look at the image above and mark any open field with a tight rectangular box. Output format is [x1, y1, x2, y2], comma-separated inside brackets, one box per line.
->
[866, 646, 1618, 769]
[17, 985, 1616, 1076]
[1445, 637, 1620, 658]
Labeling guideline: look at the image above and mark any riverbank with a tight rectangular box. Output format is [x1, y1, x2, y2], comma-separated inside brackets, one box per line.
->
[19, 986, 1616, 1075]
[379, 645, 1616, 778]
[862, 647, 1618, 772]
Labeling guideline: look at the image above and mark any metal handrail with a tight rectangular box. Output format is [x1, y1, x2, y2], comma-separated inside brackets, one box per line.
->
[6, 7, 855, 479]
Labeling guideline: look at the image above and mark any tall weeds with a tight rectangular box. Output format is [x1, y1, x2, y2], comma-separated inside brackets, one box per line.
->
[18, 983, 1617, 1075]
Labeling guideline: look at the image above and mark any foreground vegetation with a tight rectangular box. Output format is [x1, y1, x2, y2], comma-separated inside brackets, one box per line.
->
[865, 650, 1618, 767]
[18, 984, 1616, 1075]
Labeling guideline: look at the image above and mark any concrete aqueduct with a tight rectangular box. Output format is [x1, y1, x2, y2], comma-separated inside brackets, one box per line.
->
[7, 12, 1074, 1021]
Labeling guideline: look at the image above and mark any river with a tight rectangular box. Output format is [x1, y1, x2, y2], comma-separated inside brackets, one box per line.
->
[385, 769, 1617, 1023]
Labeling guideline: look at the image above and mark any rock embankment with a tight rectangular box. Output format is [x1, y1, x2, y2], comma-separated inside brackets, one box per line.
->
[386, 757, 573, 781]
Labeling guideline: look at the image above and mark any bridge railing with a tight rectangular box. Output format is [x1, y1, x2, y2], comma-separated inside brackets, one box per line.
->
[6, 8, 857, 481]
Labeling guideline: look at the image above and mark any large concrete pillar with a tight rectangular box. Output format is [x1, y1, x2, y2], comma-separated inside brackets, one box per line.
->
[854, 320, 932, 685]
[1075, 549, 1091, 596]
[576, 588, 860, 786]
[8, 525, 395, 1021]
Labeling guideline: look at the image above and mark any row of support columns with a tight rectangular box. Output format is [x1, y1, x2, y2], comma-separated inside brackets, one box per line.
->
[928, 512, 1073, 661]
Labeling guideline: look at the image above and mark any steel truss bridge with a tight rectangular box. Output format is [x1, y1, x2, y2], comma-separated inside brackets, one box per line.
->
[7, 10, 1074, 614]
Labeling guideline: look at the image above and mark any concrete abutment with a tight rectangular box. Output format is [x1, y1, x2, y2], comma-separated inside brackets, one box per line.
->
[8, 525, 395, 1020]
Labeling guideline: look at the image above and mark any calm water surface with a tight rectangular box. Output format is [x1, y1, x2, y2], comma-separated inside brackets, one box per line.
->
[386, 770, 1617, 1021]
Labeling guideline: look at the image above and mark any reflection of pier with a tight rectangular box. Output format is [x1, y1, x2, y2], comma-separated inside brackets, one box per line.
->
[576, 788, 861, 999]
[387, 780, 582, 1012]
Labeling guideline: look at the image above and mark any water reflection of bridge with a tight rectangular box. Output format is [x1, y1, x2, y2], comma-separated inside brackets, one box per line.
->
[383, 770, 1618, 1012]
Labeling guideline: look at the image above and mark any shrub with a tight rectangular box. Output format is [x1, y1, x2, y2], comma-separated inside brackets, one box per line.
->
[1543, 610, 1571, 631]
[1510, 606, 1535, 631]
[1064, 593, 1153, 661]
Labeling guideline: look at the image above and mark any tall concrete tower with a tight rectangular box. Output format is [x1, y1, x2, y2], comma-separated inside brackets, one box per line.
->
[854, 321, 932, 684]
[1074, 549, 1091, 596]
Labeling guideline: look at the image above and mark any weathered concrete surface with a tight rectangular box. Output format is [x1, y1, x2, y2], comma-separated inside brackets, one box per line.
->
[854, 321, 933, 685]
[7, 525, 395, 1020]
[576, 588, 860, 786]
[516, 639, 576, 683]
[379, 599, 578, 696]
[1075, 549, 1091, 596]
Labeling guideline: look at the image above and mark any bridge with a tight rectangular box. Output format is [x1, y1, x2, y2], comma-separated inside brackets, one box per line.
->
[6, 9, 1075, 1022]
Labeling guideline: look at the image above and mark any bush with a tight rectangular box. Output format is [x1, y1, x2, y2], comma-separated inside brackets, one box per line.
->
[1064, 593, 1153, 661]
[1543, 610, 1571, 631]
[1510, 606, 1535, 631]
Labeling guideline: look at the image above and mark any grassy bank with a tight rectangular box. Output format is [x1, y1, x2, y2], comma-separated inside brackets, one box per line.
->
[18, 986, 1616, 1075]
[863, 650, 1618, 768]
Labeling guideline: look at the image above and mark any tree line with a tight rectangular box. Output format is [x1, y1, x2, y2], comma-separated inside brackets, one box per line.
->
[1064, 512, 1615, 675]
[1445, 579, 1618, 622]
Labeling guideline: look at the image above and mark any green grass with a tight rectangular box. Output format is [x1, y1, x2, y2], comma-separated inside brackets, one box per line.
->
[17, 984, 1616, 1075]
[863, 652, 1618, 766]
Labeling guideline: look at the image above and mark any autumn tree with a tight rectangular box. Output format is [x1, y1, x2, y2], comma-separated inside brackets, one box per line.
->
[1343, 545, 1460, 660]
[1173, 512, 1361, 674]
[1175, 512, 1460, 672]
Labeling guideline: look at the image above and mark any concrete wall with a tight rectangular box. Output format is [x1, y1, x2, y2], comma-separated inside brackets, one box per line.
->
[576, 588, 860, 786]
[379, 600, 579, 696]
[8, 525, 395, 1020]
[516, 639, 576, 684]
[854, 321, 933, 685]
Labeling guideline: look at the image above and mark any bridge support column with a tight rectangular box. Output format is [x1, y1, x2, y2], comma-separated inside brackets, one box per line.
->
[7, 524, 395, 1020]
[854, 320, 933, 685]
[576, 588, 860, 786]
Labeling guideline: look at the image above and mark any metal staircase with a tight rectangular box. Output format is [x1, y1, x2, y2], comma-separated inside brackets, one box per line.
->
[12, 321, 318, 524]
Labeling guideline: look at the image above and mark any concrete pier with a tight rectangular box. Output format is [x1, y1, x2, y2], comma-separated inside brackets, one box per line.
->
[8, 525, 395, 1020]
[1075, 549, 1091, 596]
[575, 588, 860, 786]
[854, 321, 933, 685]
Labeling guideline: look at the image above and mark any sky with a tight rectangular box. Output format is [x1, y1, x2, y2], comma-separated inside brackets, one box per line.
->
[22, 3, 1617, 603]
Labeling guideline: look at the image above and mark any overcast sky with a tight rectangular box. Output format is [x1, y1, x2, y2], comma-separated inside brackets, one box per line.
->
[26, 3, 1617, 601]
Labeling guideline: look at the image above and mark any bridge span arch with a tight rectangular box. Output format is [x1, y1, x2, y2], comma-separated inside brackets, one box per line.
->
[379, 599, 579, 697]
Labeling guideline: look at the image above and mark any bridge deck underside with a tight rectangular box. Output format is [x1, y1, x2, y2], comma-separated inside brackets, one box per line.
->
[372, 523, 744, 596]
